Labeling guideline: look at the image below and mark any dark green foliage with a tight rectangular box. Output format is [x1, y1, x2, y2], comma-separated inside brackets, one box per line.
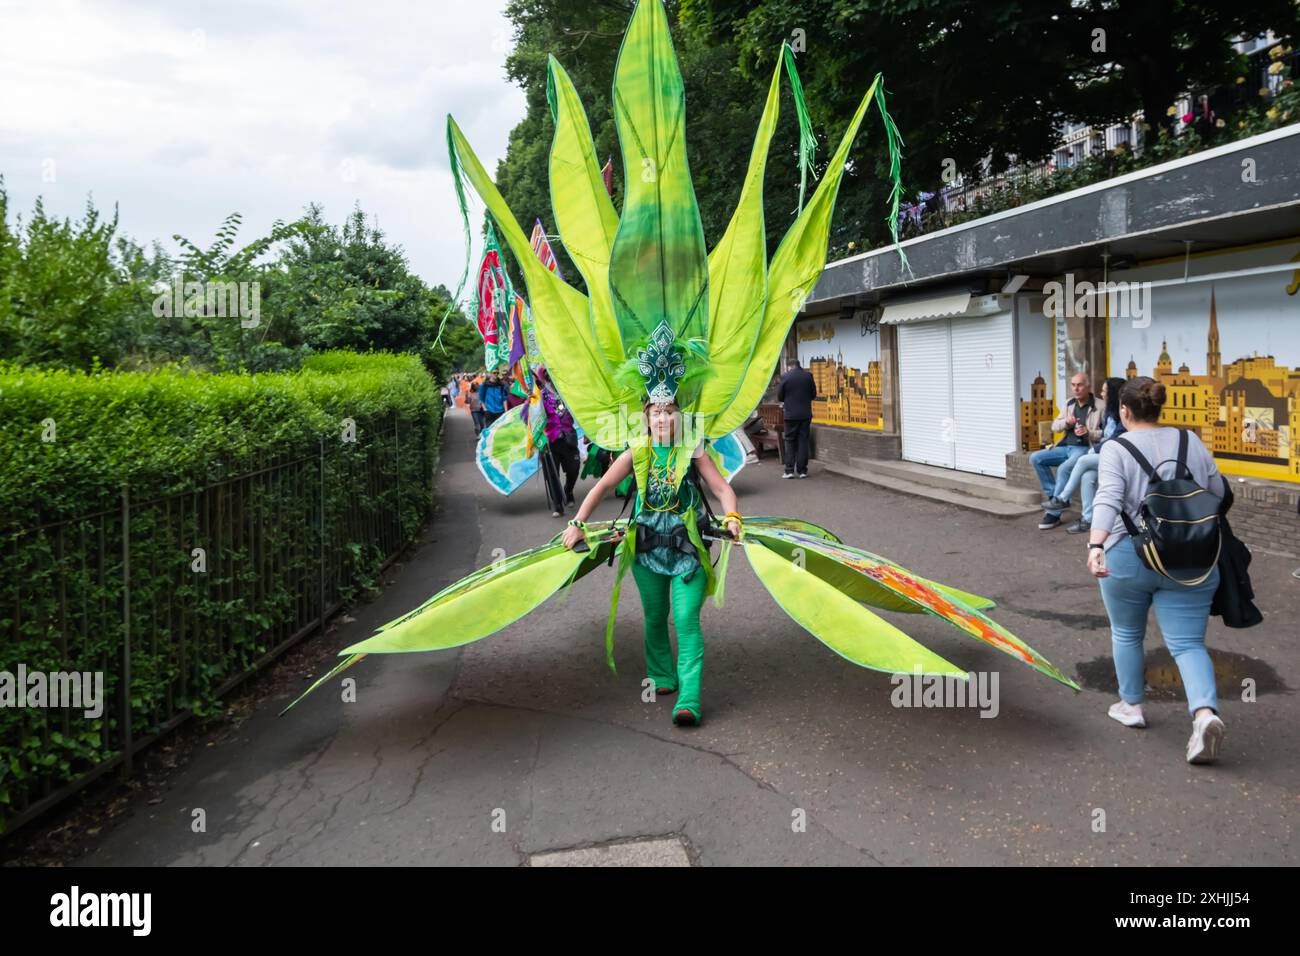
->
[492, 1, 1300, 258]
[0, 352, 438, 830]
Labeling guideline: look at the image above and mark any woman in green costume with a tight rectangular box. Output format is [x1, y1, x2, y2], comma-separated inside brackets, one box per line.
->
[283, 0, 1081, 724]
[563, 401, 742, 727]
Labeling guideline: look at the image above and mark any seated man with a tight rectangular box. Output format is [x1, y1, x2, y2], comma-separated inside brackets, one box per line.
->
[1029, 372, 1102, 530]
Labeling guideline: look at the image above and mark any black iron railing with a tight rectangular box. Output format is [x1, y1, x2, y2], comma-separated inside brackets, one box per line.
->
[0, 412, 435, 834]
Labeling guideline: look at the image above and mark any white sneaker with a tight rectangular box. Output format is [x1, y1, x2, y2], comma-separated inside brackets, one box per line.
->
[1108, 700, 1147, 728]
[1186, 712, 1225, 765]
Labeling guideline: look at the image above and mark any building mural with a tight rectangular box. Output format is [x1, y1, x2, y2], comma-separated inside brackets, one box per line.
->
[1017, 306, 1055, 451]
[1108, 240, 1300, 483]
[796, 313, 884, 430]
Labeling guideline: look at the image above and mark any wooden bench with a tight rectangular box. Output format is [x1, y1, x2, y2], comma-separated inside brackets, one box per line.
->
[749, 403, 785, 460]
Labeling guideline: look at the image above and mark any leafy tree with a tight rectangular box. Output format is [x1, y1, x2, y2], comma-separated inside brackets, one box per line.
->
[168, 211, 309, 371]
[492, 0, 1299, 258]
[271, 204, 433, 358]
[424, 285, 484, 384]
[0, 183, 139, 370]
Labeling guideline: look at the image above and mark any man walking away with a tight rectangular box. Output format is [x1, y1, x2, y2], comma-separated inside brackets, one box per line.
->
[778, 358, 817, 478]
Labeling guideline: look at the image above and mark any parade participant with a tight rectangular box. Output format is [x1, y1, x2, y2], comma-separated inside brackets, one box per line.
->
[286, 0, 1078, 726]
[537, 368, 580, 512]
[563, 397, 740, 725]
[468, 382, 484, 435]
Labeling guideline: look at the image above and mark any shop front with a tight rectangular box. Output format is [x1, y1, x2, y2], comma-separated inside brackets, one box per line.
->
[883, 290, 1046, 479]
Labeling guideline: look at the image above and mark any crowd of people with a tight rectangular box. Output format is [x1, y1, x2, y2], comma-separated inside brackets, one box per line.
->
[448, 365, 581, 518]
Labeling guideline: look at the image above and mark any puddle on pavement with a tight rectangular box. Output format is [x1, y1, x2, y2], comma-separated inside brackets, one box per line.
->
[1075, 648, 1288, 700]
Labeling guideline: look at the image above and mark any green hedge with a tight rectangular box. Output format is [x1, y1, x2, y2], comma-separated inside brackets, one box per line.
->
[0, 350, 437, 523]
[0, 352, 439, 831]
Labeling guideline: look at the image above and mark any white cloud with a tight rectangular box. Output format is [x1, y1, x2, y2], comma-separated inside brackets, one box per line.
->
[0, 0, 527, 289]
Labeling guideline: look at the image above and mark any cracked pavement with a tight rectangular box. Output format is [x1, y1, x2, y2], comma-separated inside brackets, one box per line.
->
[82, 406, 1300, 866]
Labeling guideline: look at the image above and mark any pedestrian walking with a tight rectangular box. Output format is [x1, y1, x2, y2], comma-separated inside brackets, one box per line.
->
[1088, 377, 1227, 764]
[538, 369, 580, 515]
[468, 383, 485, 434]
[480, 371, 507, 427]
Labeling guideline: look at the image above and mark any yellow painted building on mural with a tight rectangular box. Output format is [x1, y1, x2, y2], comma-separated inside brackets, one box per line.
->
[807, 353, 884, 430]
[1019, 373, 1055, 451]
[1123, 289, 1300, 480]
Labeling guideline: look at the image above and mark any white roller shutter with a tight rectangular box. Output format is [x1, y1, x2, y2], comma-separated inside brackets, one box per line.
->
[898, 321, 955, 469]
[949, 311, 1015, 477]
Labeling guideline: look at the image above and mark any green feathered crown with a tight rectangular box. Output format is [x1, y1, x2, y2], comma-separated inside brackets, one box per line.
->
[443, 0, 903, 449]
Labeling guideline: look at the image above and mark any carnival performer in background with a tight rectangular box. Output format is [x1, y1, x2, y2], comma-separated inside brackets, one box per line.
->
[536, 367, 580, 516]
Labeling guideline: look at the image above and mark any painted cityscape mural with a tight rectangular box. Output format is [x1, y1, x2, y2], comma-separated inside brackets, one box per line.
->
[796, 313, 884, 430]
[1108, 242, 1300, 483]
[1017, 306, 1056, 451]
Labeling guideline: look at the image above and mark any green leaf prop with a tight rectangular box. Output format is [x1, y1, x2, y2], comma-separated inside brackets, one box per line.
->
[546, 56, 623, 367]
[743, 536, 968, 678]
[608, 0, 709, 347]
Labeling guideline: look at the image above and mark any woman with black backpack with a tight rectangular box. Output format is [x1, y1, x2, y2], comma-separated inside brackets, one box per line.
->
[1088, 377, 1228, 764]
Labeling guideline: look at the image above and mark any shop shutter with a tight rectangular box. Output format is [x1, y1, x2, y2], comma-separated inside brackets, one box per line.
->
[898, 321, 955, 469]
[949, 310, 1015, 477]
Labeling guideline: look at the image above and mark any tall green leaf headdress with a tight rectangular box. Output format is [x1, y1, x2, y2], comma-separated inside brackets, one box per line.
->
[444, 0, 904, 487]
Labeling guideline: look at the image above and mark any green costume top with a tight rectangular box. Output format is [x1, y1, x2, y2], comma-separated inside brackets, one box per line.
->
[633, 443, 707, 578]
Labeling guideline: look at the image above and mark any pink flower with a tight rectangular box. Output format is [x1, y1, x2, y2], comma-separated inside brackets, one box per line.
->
[1182, 113, 1194, 123]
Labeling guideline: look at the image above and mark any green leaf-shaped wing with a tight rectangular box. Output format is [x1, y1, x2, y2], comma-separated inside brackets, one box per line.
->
[608, 0, 709, 347]
[745, 525, 1078, 689]
[448, 118, 632, 449]
[694, 51, 779, 425]
[546, 55, 623, 367]
[744, 536, 968, 677]
[709, 75, 882, 437]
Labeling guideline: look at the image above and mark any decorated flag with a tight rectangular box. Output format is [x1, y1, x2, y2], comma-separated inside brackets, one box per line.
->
[474, 221, 511, 369]
[506, 293, 529, 392]
[528, 219, 562, 279]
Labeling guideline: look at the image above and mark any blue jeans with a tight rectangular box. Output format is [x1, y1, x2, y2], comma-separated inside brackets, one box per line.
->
[1030, 445, 1086, 513]
[1078, 462, 1099, 523]
[1057, 453, 1101, 522]
[1097, 538, 1220, 715]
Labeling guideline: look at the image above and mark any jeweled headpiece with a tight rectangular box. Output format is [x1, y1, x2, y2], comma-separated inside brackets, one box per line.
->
[638, 321, 686, 405]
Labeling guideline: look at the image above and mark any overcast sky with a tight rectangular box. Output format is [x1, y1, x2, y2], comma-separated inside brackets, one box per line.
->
[0, 0, 527, 290]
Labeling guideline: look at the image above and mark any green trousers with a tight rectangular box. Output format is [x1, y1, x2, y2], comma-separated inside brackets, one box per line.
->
[630, 561, 706, 721]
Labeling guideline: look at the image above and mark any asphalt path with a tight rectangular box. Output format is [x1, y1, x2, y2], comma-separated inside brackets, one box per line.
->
[82, 404, 1299, 865]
